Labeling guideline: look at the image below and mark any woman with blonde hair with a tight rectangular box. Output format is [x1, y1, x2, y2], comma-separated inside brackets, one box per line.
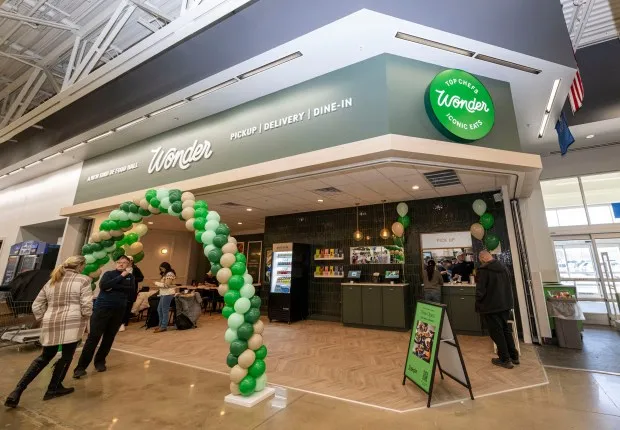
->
[4, 256, 93, 408]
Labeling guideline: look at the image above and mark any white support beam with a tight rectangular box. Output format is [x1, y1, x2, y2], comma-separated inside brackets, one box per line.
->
[62, 36, 81, 90]
[0, 0, 47, 48]
[0, 10, 79, 31]
[43, 69, 61, 94]
[572, 0, 596, 48]
[180, 0, 190, 16]
[0, 51, 64, 79]
[130, 1, 172, 23]
[0, 70, 41, 128]
[14, 73, 47, 119]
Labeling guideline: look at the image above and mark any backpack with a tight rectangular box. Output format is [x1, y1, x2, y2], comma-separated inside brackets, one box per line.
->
[175, 313, 194, 330]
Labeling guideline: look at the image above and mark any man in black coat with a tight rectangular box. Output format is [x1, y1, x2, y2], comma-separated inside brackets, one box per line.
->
[475, 251, 519, 369]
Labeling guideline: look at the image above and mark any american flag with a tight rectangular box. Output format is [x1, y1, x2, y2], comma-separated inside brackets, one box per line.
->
[568, 70, 584, 114]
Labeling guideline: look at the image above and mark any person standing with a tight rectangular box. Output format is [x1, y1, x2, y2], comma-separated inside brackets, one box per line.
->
[119, 258, 144, 332]
[422, 260, 443, 303]
[154, 262, 177, 333]
[4, 256, 92, 408]
[475, 251, 519, 369]
[73, 255, 134, 378]
[451, 252, 474, 281]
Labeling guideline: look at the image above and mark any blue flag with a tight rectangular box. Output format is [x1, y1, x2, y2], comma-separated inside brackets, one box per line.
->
[555, 111, 575, 156]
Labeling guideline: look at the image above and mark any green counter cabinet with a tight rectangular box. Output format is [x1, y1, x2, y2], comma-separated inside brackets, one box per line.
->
[341, 283, 411, 330]
[441, 285, 483, 336]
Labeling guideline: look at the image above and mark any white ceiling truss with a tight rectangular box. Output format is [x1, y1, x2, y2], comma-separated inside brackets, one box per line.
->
[0, 0, 190, 127]
[562, 0, 620, 49]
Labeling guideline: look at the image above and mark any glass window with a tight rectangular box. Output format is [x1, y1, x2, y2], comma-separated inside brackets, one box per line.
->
[546, 210, 559, 227]
[581, 172, 620, 225]
[587, 205, 614, 225]
[540, 178, 588, 226]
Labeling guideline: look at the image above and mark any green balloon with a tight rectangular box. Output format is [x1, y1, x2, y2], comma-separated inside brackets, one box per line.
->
[100, 239, 114, 249]
[228, 275, 244, 291]
[89, 242, 102, 252]
[254, 345, 268, 360]
[484, 233, 500, 251]
[128, 203, 139, 213]
[119, 202, 131, 212]
[96, 256, 109, 266]
[145, 189, 157, 202]
[111, 248, 125, 261]
[159, 206, 168, 214]
[235, 253, 247, 264]
[244, 308, 261, 324]
[222, 306, 234, 318]
[250, 296, 262, 309]
[193, 218, 206, 231]
[194, 200, 208, 209]
[210, 263, 222, 275]
[226, 353, 238, 368]
[150, 197, 161, 208]
[138, 208, 151, 217]
[215, 224, 230, 236]
[237, 323, 254, 340]
[195, 230, 205, 244]
[170, 201, 182, 214]
[125, 233, 139, 244]
[238, 375, 256, 397]
[81, 244, 92, 255]
[133, 251, 145, 263]
[208, 248, 223, 264]
[231, 262, 246, 276]
[480, 213, 495, 230]
[118, 220, 132, 229]
[224, 290, 240, 307]
[248, 359, 266, 378]
[169, 191, 182, 203]
[213, 234, 228, 249]
[230, 339, 248, 356]
[393, 236, 404, 247]
[194, 207, 208, 219]
[83, 263, 98, 274]
[112, 234, 125, 242]
[398, 215, 411, 229]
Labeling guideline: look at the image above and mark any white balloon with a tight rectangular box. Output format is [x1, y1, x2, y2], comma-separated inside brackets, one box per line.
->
[148, 205, 161, 214]
[118, 211, 129, 222]
[224, 328, 238, 343]
[218, 283, 229, 296]
[201, 230, 216, 245]
[168, 209, 180, 217]
[181, 207, 195, 220]
[228, 313, 244, 329]
[181, 192, 195, 202]
[109, 210, 121, 221]
[222, 242, 237, 254]
[156, 188, 169, 200]
[109, 230, 123, 237]
[240, 284, 255, 299]
[228, 236, 238, 245]
[396, 202, 409, 217]
[234, 297, 251, 314]
[99, 231, 111, 241]
[220, 253, 236, 268]
[206, 211, 221, 222]
[253, 319, 264, 334]
[90, 232, 101, 243]
[182, 200, 195, 209]
[134, 224, 148, 237]
[243, 274, 254, 285]
[93, 250, 107, 259]
[217, 268, 232, 284]
[160, 197, 171, 210]
[104, 245, 116, 253]
[185, 219, 195, 231]
[204, 244, 216, 256]
[128, 212, 141, 222]
[205, 220, 219, 232]
[139, 199, 149, 210]
[85, 254, 96, 264]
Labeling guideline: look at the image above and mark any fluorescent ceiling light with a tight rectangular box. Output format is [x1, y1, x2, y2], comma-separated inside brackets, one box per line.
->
[42, 152, 61, 161]
[31, 124, 44, 130]
[545, 79, 561, 113]
[538, 113, 550, 138]
[0, 174, 7, 179]
[116, 117, 146, 131]
[86, 130, 114, 143]
[24, 160, 42, 169]
[395, 32, 475, 57]
[8, 168, 24, 175]
[63, 142, 86, 152]
[149, 100, 187, 117]
[475, 54, 541, 75]
[586, 134, 595, 139]
[189, 79, 238, 101]
[238, 52, 303, 80]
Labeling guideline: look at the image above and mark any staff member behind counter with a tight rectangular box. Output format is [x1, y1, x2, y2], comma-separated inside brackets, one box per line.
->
[451, 252, 474, 281]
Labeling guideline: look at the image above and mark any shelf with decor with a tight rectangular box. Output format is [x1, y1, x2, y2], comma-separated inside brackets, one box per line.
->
[314, 257, 345, 261]
[314, 274, 345, 278]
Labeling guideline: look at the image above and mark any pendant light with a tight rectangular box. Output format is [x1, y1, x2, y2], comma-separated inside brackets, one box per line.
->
[380, 200, 390, 239]
[354, 203, 363, 241]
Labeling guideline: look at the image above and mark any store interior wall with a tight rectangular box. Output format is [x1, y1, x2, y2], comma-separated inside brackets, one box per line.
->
[17, 221, 67, 245]
[0, 163, 82, 278]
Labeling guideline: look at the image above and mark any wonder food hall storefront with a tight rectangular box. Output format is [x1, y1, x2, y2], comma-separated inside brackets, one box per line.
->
[61, 55, 541, 342]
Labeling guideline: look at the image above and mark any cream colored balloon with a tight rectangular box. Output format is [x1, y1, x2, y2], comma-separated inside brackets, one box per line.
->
[132, 197, 142, 206]
[182, 200, 195, 209]
[237, 349, 256, 369]
[90, 232, 101, 243]
[217, 283, 228, 297]
[134, 224, 148, 237]
[228, 236, 238, 245]
[185, 219, 195, 232]
[222, 243, 237, 255]
[181, 192, 195, 202]
[99, 231, 112, 241]
[253, 319, 264, 335]
[148, 205, 161, 214]
[121, 226, 132, 232]
[230, 365, 247, 384]
[139, 199, 149, 210]
[128, 242, 143, 256]
[181, 207, 195, 221]
[109, 229, 123, 237]
[248, 334, 263, 350]
[217, 268, 232, 284]
[230, 381, 241, 395]
[220, 253, 236, 268]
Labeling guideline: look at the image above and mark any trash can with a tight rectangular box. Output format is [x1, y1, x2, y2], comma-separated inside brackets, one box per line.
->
[546, 297, 585, 350]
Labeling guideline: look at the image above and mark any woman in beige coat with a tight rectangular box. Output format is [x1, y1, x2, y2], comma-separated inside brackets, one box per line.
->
[4, 256, 93, 408]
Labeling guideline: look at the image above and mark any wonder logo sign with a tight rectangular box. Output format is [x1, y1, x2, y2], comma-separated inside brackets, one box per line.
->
[425, 69, 495, 142]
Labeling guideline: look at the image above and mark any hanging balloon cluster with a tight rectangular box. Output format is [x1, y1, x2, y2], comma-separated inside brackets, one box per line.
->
[470, 199, 500, 251]
[80, 188, 267, 397]
[391, 202, 411, 247]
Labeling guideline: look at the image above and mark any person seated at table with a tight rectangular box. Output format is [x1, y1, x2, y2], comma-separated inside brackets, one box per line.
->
[205, 270, 219, 287]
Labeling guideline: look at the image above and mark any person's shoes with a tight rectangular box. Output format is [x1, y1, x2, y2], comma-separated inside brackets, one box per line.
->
[94, 363, 107, 373]
[43, 385, 74, 401]
[511, 356, 520, 365]
[491, 358, 514, 369]
[118, 324, 126, 332]
[72, 368, 87, 379]
[4, 390, 22, 408]
[154, 327, 166, 333]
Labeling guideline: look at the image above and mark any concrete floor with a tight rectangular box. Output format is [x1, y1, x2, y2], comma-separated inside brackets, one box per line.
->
[1, 346, 620, 429]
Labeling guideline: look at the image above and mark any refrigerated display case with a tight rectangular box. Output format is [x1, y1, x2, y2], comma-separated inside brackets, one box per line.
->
[268, 243, 310, 323]
[2, 241, 60, 286]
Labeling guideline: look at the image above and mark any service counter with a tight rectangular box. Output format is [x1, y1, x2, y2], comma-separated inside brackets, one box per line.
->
[341, 282, 412, 330]
[441, 283, 483, 335]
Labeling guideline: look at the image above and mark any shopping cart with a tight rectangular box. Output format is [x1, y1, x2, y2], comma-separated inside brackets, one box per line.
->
[0, 299, 41, 348]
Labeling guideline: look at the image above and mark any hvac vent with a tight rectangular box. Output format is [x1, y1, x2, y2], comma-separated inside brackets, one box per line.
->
[423, 170, 462, 187]
[313, 187, 342, 194]
[221, 202, 243, 207]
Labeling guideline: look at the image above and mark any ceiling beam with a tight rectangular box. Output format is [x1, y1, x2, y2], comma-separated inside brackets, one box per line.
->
[0, 0, 47, 48]
[130, 0, 173, 23]
[0, 10, 79, 32]
[572, 0, 596, 48]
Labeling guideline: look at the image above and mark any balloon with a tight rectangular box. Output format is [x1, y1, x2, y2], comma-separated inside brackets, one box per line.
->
[96, 256, 109, 266]
[254, 345, 267, 360]
[195, 230, 205, 243]
[194, 207, 208, 219]
[224, 290, 241, 307]
[222, 242, 237, 255]
[181, 192, 195, 202]
[229, 365, 247, 383]
[235, 253, 247, 264]
[90, 242, 102, 252]
[127, 242, 143, 256]
[240, 284, 255, 299]
[138, 208, 151, 217]
[228, 275, 244, 291]
[230, 339, 248, 356]
[110, 229, 123, 237]
[230, 382, 241, 395]
[484, 233, 501, 251]
[215, 224, 230, 236]
[248, 334, 263, 350]
[156, 188, 169, 201]
[201, 230, 216, 245]
[231, 262, 246, 276]
[250, 296, 261, 309]
[470, 223, 485, 240]
[396, 202, 409, 217]
[159, 197, 171, 211]
[168, 191, 182, 203]
[134, 224, 148, 237]
[93, 250, 107, 260]
[239, 375, 256, 397]
[228, 236, 238, 245]
[234, 297, 251, 314]
[217, 268, 232, 284]
[210, 263, 222, 275]
[208, 248, 223, 264]
[128, 203, 139, 213]
[243, 274, 254, 285]
[218, 284, 229, 297]
[181, 207, 195, 221]
[398, 215, 411, 229]
[255, 374, 267, 392]
[227, 353, 238, 368]
[194, 200, 208, 209]
[139, 198, 149, 210]
[186, 219, 196, 232]
[90, 232, 101, 243]
[473, 199, 487, 216]
[228, 312, 244, 329]
[85, 254, 96, 264]
[182, 200, 195, 209]
[220, 253, 236, 268]
[118, 220, 132, 229]
[391, 222, 404, 238]
[124, 233, 139, 245]
[480, 213, 495, 230]
[111, 248, 125, 261]
[244, 308, 261, 324]
[89, 269, 102, 280]
[253, 320, 264, 335]
[224, 328, 238, 343]
[248, 359, 266, 378]
[203, 244, 216, 258]
[145, 189, 157, 202]
[150, 198, 161, 209]
[193, 218, 206, 231]
[237, 349, 256, 368]
[148, 205, 160, 214]
[99, 231, 112, 241]
[205, 220, 219, 232]
[132, 251, 145, 263]
[83, 263, 98, 275]
[222, 306, 234, 318]
[206, 211, 220, 222]
[237, 323, 254, 341]
[170, 201, 183, 214]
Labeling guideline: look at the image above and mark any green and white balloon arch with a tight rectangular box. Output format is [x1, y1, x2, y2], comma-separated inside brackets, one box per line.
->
[81, 188, 267, 397]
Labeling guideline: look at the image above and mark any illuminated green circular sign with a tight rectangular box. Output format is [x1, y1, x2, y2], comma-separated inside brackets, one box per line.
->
[425, 69, 495, 142]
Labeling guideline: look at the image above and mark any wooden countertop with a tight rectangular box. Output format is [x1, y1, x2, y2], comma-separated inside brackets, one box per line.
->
[341, 282, 409, 287]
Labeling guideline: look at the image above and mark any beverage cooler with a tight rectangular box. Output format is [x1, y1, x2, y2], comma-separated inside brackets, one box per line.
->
[268, 243, 310, 323]
[1, 241, 60, 286]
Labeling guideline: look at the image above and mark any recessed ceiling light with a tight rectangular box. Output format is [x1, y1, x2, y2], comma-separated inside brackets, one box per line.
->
[317, 199, 324, 203]
[237, 222, 243, 225]
[147, 222, 154, 225]
[586, 134, 595, 139]
[86, 130, 114, 143]
[412, 185, 420, 190]
[395, 31, 475, 57]
[246, 208, 252, 212]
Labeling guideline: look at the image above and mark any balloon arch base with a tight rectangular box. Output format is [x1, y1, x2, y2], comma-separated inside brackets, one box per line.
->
[225, 387, 276, 408]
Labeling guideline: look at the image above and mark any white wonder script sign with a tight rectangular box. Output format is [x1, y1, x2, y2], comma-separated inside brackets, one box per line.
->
[420, 231, 472, 249]
[148, 139, 213, 174]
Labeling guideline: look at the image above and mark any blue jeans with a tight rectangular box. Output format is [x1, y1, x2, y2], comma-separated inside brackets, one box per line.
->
[424, 290, 441, 303]
[157, 295, 174, 329]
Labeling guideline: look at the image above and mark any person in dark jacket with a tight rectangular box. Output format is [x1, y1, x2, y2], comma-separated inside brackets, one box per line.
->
[119, 258, 144, 331]
[73, 255, 135, 379]
[451, 253, 474, 281]
[475, 251, 518, 369]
